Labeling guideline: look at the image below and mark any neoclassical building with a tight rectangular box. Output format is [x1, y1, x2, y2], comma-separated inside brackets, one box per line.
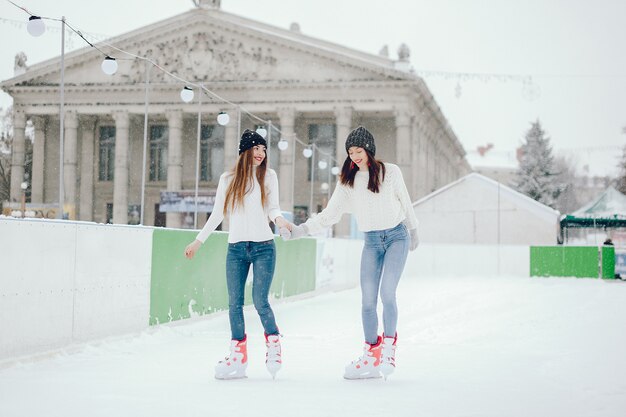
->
[2, 0, 470, 235]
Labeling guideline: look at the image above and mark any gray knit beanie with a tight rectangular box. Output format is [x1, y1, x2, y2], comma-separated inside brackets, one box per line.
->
[345, 126, 376, 156]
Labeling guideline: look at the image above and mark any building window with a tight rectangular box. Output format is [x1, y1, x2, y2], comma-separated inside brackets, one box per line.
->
[200, 124, 225, 182]
[308, 124, 336, 181]
[150, 125, 168, 181]
[98, 126, 115, 181]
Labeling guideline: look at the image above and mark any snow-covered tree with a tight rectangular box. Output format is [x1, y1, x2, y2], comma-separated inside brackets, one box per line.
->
[515, 120, 562, 209]
[552, 154, 580, 214]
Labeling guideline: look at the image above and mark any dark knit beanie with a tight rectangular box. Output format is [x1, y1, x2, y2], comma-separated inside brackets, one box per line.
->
[238, 129, 267, 155]
[345, 126, 376, 156]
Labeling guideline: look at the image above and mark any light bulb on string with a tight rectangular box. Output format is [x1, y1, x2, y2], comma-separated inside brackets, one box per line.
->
[321, 182, 329, 191]
[302, 147, 313, 158]
[27, 16, 45, 37]
[101, 56, 118, 75]
[180, 86, 194, 103]
[331, 166, 340, 175]
[256, 126, 267, 138]
[217, 112, 230, 126]
[318, 160, 328, 169]
[277, 139, 289, 151]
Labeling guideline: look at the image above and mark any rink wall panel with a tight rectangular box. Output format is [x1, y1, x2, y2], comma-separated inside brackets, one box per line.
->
[72, 224, 153, 340]
[8, 216, 596, 361]
[403, 244, 530, 277]
[0, 218, 152, 360]
[149, 229, 317, 325]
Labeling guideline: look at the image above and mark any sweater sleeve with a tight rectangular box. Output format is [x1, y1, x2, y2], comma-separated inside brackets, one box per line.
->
[195, 173, 228, 243]
[391, 165, 419, 231]
[266, 169, 282, 222]
[304, 182, 351, 235]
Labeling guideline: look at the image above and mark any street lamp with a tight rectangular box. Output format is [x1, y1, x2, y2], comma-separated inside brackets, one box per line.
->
[27, 14, 66, 219]
[20, 181, 28, 218]
[217, 111, 230, 126]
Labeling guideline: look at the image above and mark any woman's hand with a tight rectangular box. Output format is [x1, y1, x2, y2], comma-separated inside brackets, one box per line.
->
[274, 216, 292, 231]
[184, 240, 202, 259]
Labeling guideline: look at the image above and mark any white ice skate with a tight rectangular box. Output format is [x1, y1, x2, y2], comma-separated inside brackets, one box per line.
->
[215, 336, 248, 380]
[265, 334, 282, 379]
[344, 336, 382, 380]
[380, 333, 397, 380]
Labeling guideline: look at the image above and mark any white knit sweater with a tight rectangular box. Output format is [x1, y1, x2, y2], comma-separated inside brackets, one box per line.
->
[304, 163, 418, 234]
[196, 168, 282, 243]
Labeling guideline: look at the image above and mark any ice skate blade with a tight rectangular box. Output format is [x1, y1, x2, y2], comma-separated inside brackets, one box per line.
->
[343, 372, 382, 380]
[215, 375, 248, 381]
[215, 370, 248, 380]
[266, 363, 281, 379]
[380, 366, 395, 380]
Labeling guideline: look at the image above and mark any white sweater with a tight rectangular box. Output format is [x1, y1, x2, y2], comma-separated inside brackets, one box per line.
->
[196, 168, 282, 244]
[304, 163, 418, 234]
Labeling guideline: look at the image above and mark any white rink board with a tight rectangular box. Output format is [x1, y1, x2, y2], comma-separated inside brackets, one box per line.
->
[315, 238, 363, 291]
[0, 219, 77, 358]
[72, 224, 152, 342]
[405, 244, 530, 277]
[0, 218, 153, 360]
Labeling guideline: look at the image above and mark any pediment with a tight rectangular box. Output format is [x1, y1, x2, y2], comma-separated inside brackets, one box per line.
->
[4, 9, 410, 89]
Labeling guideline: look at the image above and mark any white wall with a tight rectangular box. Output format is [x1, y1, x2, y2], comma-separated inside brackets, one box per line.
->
[0, 218, 153, 360]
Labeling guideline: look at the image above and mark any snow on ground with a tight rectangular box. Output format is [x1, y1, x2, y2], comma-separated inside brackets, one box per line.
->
[1, 275, 626, 417]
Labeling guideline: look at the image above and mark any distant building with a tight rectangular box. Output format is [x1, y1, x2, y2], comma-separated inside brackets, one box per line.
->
[1, 1, 469, 233]
[413, 173, 560, 245]
[466, 143, 519, 187]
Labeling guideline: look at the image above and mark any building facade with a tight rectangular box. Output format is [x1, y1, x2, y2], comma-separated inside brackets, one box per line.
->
[2, 1, 470, 235]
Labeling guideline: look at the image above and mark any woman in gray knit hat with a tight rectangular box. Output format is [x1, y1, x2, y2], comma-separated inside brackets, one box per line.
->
[281, 125, 419, 380]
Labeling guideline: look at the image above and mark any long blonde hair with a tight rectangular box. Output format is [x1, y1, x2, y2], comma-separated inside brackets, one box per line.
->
[223, 148, 268, 215]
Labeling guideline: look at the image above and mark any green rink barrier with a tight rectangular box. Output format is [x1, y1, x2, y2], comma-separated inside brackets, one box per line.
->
[602, 246, 616, 279]
[150, 229, 316, 325]
[530, 246, 616, 279]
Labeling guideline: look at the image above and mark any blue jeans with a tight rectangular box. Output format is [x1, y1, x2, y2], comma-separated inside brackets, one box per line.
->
[360, 223, 410, 344]
[226, 240, 279, 340]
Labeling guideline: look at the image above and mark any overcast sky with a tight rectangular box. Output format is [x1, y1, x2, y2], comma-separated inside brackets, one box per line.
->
[1, 0, 624, 176]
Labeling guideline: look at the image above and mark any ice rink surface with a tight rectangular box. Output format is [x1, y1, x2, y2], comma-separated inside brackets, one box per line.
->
[1, 275, 625, 417]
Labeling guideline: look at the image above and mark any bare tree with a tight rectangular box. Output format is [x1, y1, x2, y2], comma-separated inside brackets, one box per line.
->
[0, 107, 12, 205]
[617, 143, 626, 195]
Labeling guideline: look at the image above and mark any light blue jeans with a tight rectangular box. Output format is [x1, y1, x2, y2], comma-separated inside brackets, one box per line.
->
[226, 240, 279, 341]
[361, 223, 410, 344]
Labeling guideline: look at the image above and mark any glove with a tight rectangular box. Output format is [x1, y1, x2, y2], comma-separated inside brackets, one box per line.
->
[281, 224, 308, 241]
[409, 228, 419, 251]
[279, 227, 291, 240]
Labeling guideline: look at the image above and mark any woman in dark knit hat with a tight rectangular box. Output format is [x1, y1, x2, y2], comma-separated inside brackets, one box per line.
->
[281, 126, 419, 380]
[184, 129, 289, 380]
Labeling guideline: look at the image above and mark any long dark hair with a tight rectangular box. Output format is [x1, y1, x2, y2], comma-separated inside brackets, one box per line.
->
[223, 147, 267, 215]
[339, 149, 386, 193]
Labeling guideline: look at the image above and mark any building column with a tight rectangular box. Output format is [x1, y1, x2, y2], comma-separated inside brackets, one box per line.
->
[166, 109, 183, 228]
[411, 118, 421, 198]
[30, 115, 47, 203]
[277, 107, 296, 212]
[9, 110, 26, 202]
[79, 116, 97, 221]
[224, 110, 238, 170]
[333, 107, 353, 238]
[334, 106, 352, 168]
[63, 111, 79, 213]
[112, 110, 129, 224]
[395, 109, 413, 199]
